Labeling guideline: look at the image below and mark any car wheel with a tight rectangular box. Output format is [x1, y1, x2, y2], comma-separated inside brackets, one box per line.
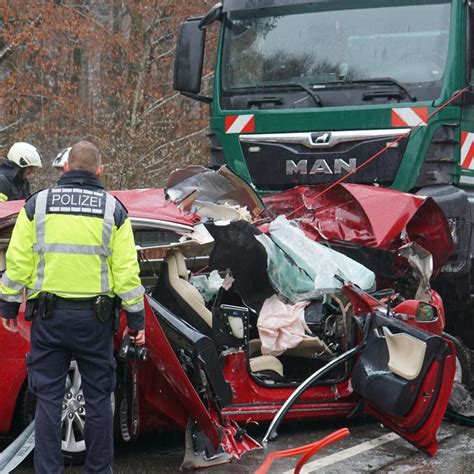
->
[21, 359, 116, 466]
[442, 332, 472, 389]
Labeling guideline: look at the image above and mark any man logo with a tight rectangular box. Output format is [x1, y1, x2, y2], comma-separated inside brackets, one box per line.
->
[286, 159, 357, 176]
[311, 132, 331, 144]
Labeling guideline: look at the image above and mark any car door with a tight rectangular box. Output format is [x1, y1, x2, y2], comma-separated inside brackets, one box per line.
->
[142, 294, 264, 466]
[351, 310, 456, 456]
[143, 295, 231, 449]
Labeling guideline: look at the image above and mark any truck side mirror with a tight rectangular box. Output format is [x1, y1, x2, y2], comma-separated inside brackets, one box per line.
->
[173, 19, 206, 95]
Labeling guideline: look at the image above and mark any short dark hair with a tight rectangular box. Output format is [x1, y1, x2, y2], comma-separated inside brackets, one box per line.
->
[68, 141, 101, 173]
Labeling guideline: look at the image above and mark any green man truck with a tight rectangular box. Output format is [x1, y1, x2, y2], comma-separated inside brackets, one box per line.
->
[173, 0, 474, 344]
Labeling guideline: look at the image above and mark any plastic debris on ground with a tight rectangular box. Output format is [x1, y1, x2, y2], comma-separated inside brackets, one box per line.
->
[0, 421, 35, 473]
[448, 382, 474, 417]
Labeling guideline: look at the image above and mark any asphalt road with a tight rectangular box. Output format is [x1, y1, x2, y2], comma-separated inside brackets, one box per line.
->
[9, 417, 474, 473]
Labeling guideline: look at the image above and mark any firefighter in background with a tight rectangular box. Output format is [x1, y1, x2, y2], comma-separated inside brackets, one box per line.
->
[0, 142, 42, 202]
[0, 141, 145, 473]
[52, 146, 71, 174]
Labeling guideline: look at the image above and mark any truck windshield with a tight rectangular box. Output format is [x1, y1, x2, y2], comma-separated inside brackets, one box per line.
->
[222, 0, 451, 100]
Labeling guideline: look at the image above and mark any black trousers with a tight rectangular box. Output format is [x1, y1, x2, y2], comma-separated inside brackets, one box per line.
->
[27, 308, 115, 474]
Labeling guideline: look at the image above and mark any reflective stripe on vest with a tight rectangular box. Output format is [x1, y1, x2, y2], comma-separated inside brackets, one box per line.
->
[1, 293, 23, 303]
[123, 300, 145, 313]
[1, 272, 25, 292]
[34, 190, 48, 290]
[101, 194, 116, 293]
[116, 285, 145, 303]
[33, 243, 112, 257]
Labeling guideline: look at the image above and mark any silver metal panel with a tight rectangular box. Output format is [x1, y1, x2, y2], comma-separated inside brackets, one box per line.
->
[130, 218, 194, 233]
[240, 129, 411, 149]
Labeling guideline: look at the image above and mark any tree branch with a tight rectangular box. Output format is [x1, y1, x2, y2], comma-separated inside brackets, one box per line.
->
[58, 4, 131, 60]
[0, 119, 23, 134]
[141, 125, 209, 168]
[0, 44, 12, 61]
[143, 72, 214, 117]
[153, 47, 175, 62]
[143, 91, 180, 117]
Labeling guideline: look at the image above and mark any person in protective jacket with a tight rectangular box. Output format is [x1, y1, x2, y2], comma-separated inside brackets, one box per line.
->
[0, 142, 42, 202]
[0, 141, 145, 474]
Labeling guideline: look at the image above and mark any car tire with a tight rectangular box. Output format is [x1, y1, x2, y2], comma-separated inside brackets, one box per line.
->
[442, 332, 472, 390]
[21, 359, 116, 466]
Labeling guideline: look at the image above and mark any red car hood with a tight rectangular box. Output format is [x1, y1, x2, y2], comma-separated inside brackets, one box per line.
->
[263, 184, 454, 273]
[0, 189, 198, 227]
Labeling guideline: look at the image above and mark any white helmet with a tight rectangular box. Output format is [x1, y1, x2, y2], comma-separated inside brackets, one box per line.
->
[52, 147, 71, 169]
[7, 142, 42, 168]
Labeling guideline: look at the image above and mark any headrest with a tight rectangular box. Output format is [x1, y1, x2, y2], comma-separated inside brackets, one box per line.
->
[166, 250, 188, 280]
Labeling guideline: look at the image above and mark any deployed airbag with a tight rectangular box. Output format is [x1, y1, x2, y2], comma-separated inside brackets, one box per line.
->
[257, 295, 310, 356]
[256, 233, 317, 303]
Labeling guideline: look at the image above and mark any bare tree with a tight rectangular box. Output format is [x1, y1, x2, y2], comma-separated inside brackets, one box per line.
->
[0, 0, 216, 190]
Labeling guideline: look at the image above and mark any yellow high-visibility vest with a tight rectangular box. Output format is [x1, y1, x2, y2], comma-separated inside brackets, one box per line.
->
[0, 187, 144, 313]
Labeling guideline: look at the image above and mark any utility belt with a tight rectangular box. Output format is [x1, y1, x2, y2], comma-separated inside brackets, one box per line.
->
[25, 293, 121, 331]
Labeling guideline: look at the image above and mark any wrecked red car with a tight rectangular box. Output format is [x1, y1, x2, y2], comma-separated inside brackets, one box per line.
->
[0, 169, 460, 468]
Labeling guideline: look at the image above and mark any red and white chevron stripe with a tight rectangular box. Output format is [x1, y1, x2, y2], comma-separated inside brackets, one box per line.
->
[461, 131, 474, 170]
[391, 107, 429, 127]
[225, 115, 255, 134]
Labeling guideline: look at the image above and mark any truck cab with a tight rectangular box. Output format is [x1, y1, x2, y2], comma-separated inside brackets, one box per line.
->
[174, 0, 474, 344]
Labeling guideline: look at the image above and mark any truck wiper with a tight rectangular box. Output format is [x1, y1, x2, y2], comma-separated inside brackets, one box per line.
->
[321, 77, 417, 102]
[247, 97, 284, 108]
[362, 90, 406, 101]
[258, 81, 322, 107]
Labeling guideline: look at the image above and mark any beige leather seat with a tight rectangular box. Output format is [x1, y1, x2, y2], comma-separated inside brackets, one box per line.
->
[165, 250, 213, 328]
[164, 250, 284, 377]
[250, 355, 284, 378]
[249, 336, 332, 359]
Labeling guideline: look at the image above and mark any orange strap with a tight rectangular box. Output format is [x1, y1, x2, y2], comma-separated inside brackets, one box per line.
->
[255, 427, 350, 474]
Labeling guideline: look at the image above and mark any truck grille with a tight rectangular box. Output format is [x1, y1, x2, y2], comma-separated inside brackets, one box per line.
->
[239, 129, 410, 189]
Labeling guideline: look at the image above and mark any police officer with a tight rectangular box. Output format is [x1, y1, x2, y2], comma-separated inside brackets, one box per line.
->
[0, 141, 145, 473]
[52, 146, 71, 175]
[0, 142, 43, 202]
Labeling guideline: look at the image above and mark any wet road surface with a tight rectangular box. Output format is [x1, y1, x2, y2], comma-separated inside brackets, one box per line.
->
[9, 418, 474, 473]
